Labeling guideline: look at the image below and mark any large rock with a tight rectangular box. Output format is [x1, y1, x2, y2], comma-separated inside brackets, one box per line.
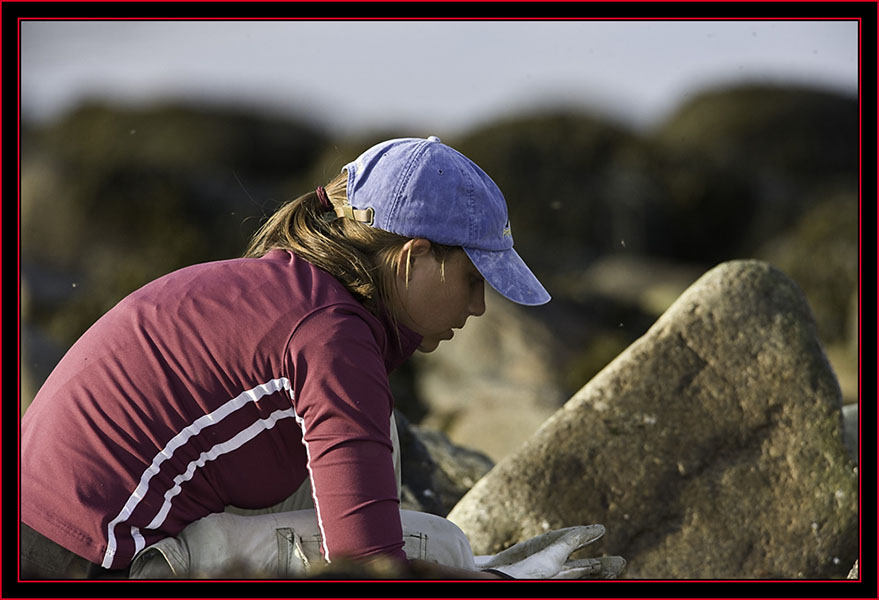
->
[448, 260, 858, 579]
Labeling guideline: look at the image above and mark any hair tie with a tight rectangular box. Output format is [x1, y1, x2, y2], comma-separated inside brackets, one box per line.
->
[315, 186, 332, 210]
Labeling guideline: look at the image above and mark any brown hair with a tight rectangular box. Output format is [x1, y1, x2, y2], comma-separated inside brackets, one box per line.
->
[244, 172, 457, 319]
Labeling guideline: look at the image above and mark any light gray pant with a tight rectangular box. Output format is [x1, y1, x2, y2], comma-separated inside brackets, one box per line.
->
[130, 416, 477, 578]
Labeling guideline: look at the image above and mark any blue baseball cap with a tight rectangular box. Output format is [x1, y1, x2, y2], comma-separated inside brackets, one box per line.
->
[343, 136, 550, 306]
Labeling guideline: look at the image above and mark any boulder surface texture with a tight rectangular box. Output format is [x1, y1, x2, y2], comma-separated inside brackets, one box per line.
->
[448, 260, 858, 579]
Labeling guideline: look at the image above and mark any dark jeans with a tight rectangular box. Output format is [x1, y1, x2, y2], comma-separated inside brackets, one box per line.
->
[20, 523, 128, 580]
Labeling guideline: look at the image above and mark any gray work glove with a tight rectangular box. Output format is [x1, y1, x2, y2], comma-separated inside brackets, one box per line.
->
[473, 525, 626, 580]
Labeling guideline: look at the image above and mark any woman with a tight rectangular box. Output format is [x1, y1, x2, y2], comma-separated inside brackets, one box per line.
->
[20, 135, 551, 579]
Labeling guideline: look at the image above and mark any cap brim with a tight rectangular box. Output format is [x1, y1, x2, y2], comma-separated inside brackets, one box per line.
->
[463, 247, 551, 306]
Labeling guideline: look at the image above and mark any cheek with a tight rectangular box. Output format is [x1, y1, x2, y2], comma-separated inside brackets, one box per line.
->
[403, 285, 448, 332]
[403, 265, 473, 335]
[414, 291, 458, 333]
[422, 301, 455, 331]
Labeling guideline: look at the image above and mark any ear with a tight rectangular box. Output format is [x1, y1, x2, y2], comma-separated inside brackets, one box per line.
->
[402, 238, 433, 258]
[397, 238, 433, 286]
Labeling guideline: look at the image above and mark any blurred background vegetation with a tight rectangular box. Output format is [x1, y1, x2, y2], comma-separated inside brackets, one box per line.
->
[20, 82, 860, 434]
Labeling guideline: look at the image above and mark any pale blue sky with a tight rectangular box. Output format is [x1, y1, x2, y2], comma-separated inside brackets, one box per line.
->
[21, 19, 859, 135]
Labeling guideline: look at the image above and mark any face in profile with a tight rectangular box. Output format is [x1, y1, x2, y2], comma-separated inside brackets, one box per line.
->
[393, 240, 486, 352]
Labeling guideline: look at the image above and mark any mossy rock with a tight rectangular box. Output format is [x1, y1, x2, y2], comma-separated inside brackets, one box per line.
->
[652, 83, 858, 181]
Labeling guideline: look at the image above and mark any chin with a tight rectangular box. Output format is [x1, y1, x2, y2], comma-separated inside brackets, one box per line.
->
[417, 339, 441, 353]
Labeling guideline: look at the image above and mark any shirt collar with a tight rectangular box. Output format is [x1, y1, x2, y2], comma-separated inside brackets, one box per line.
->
[379, 312, 423, 373]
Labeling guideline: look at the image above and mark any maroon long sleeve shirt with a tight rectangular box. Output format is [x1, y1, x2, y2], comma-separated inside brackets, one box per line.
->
[21, 249, 421, 570]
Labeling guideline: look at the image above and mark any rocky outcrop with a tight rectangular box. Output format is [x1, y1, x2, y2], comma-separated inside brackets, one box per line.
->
[448, 260, 858, 579]
[396, 410, 494, 517]
[413, 425, 495, 516]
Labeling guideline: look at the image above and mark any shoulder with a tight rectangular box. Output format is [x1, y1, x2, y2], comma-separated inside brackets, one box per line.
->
[127, 250, 359, 312]
[292, 302, 387, 353]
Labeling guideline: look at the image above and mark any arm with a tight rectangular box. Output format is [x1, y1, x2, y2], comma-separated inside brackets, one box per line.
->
[287, 306, 408, 564]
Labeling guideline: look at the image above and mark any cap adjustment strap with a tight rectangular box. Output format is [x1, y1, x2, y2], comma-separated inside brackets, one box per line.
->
[334, 205, 375, 225]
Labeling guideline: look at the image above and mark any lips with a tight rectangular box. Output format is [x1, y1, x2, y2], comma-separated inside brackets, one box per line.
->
[442, 323, 466, 341]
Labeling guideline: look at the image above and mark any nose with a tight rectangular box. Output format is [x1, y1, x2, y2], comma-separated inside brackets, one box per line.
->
[469, 282, 486, 317]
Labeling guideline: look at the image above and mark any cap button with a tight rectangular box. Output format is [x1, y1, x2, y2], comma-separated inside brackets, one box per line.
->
[427, 135, 441, 143]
